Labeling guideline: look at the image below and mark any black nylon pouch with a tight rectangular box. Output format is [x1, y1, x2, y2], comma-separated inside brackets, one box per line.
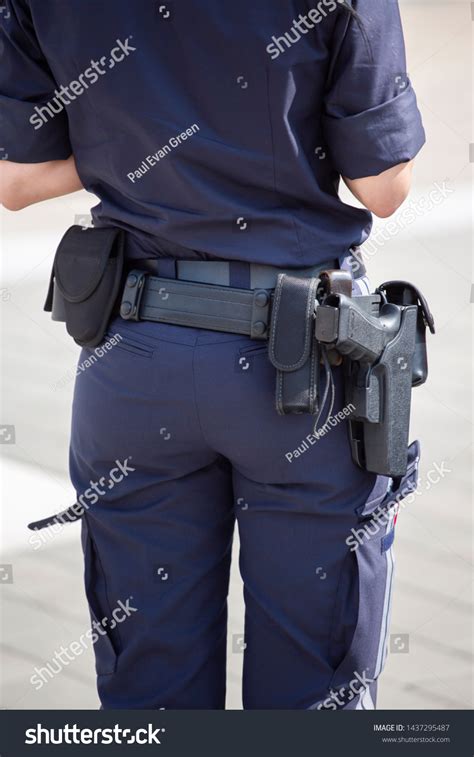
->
[376, 280, 436, 387]
[44, 225, 125, 348]
[268, 274, 320, 415]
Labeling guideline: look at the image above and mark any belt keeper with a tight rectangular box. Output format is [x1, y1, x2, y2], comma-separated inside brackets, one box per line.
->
[250, 288, 271, 339]
[120, 269, 148, 321]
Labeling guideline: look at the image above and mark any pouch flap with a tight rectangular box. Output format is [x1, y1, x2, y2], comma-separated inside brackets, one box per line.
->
[377, 280, 435, 334]
[269, 274, 319, 372]
[53, 225, 124, 303]
[43, 267, 55, 312]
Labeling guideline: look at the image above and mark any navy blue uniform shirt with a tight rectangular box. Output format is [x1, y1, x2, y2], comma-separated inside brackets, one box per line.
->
[0, 0, 425, 265]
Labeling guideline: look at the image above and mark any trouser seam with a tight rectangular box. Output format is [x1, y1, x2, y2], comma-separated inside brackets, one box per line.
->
[84, 512, 123, 658]
[190, 342, 214, 450]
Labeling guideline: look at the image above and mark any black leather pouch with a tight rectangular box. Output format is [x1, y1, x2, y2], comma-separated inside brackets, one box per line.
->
[44, 225, 125, 348]
[376, 280, 436, 387]
[268, 274, 320, 415]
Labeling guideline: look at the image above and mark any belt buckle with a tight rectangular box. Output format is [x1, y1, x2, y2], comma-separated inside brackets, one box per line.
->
[120, 269, 148, 321]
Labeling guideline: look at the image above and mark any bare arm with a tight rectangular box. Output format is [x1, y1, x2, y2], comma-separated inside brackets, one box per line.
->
[343, 161, 414, 218]
[0, 155, 84, 211]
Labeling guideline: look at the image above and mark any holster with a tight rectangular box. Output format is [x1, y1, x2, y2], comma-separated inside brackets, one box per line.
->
[268, 274, 320, 415]
[44, 225, 125, 348]
[315, 274, 435, 477]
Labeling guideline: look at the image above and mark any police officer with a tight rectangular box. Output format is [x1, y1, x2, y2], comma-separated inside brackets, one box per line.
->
[1, 0, 425, 709]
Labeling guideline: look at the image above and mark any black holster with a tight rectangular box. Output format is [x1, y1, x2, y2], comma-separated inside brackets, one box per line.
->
[268, 274, 320, 415]
[44, 225, 125, 348]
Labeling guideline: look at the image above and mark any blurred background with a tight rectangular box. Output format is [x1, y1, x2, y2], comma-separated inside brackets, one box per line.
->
[0, 0, 472, 710]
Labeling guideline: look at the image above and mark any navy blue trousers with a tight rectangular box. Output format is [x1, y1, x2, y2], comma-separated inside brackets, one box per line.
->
[70, 316, 419, 709]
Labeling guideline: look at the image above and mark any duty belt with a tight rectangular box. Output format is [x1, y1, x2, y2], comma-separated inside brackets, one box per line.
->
[36, 224, 434, 540]
[118, 257, 362, 338]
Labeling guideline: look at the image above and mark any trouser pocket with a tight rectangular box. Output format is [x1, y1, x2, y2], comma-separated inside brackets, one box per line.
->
[103, 327, 156, 359]
[322, 442, 420, 709]
[82, 516, 119, 676]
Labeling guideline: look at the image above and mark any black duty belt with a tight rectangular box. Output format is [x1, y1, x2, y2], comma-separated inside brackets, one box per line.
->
[120, 271, 274, 338]
[118, 257, 364, 339]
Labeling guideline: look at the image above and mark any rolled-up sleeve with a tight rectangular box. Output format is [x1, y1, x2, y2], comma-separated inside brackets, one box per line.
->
[322, 0, 425, 179]
[0, 0, 71, 162]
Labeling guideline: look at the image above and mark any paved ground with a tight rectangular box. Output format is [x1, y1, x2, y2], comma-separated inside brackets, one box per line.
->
[0, 0, 472, 710]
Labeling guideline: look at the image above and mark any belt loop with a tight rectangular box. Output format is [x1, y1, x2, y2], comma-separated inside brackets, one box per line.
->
[229, 261, 251, 289]
[156, 258, 177, 279]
